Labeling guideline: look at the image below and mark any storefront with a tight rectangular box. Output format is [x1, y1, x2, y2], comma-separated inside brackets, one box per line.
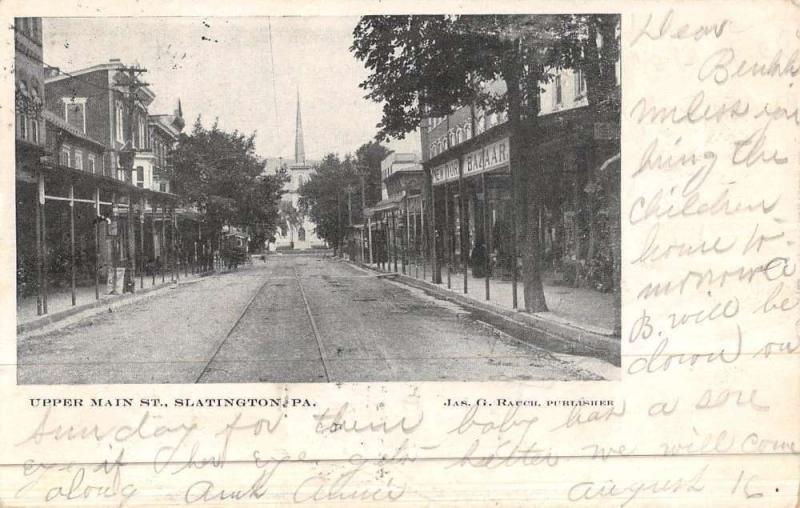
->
[423, 104, 619, 307]
[428, 133, 518, 298]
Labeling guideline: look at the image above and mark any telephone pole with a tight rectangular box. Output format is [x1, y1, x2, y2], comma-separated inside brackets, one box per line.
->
[117, 65, 149, 293]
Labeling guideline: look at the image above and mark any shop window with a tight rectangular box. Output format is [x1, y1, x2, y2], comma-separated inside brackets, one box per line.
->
[74, 150, 83, 170]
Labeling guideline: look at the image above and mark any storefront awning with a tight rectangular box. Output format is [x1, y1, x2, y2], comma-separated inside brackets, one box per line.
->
[365, 192, 405, 214]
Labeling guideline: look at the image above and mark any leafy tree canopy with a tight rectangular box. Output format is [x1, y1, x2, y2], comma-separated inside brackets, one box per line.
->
[170, 117, 288, 244]
[355, 140, 392, 209]
[351, 14, 619, 140]
[298, 153, 359, 249]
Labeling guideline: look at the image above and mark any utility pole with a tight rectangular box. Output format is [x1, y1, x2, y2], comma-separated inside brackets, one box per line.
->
[117, 65, 149, 293]
[345, 185, 354, 226]
[118, 65, 149, 182]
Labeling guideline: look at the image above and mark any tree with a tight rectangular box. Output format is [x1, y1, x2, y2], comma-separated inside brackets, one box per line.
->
[278, 200, 303, 244]
[298, 153, 360, 252]
[354, 141, 392, 214]
[351, 14, 619, 313]
[170, 117, 287, 248]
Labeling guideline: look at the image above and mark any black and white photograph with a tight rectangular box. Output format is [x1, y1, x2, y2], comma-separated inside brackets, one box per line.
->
[14, 14, 621, 384]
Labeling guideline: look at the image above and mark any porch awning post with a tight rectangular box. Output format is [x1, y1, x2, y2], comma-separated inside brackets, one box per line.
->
[444, 182, 451, 290]
[139, 196, 145, 289]
[94, 186, 100, 300]
[35, 170, 45, 314]
[458, 159, 468, 294]
[482, 173, 491, 301]
[69, 183, 76, 306]
[367, 217, 373, 265]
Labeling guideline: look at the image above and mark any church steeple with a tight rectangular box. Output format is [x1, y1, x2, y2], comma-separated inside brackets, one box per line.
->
[294, 88, 305, 164]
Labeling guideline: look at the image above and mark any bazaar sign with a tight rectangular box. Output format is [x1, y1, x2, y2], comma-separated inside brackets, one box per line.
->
[431, 159, 459, 186]
[464, 137, 509, 177]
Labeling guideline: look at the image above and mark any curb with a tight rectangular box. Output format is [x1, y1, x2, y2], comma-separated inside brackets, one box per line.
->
[348, 259, 621, 367]
[17, 271, 214, 336]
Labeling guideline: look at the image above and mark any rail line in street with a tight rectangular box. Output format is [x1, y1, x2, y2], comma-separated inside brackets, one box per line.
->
[293, 265, 331, 382]
[194, 275, 274, 383]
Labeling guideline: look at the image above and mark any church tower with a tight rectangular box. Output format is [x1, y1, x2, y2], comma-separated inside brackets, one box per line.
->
[276, 88, 322, 250]
[294, 89, 305, 164]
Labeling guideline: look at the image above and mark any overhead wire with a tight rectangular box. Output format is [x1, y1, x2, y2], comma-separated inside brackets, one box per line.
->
[267, 17, 280, 153]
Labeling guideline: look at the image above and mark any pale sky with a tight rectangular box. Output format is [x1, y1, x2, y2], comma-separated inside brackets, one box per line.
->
[42, 16, 420, 161]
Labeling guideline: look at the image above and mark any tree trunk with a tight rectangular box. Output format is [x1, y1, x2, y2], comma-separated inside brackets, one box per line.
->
[585, 16, 621, 333]
[506, 49, 548, 312]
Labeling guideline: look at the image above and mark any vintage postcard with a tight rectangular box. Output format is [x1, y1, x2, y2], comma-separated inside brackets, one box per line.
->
[1, 0, 798, 506]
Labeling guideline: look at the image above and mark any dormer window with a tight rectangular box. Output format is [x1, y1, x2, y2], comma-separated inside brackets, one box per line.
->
[63, 97, 87, 133]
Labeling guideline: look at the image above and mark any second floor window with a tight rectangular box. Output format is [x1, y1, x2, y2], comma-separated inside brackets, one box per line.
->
[136, 166, 144, 187]
[574, 69, 586, 98]
[17, 112, 27, 141]
[88, 154, 96, 173]
[138, 117, 146, 149]
[64, 99, 86, 133]
[60, 146, 70, 167]
[554, 75, 563, 107]
[115, 101, 124, 143]
[74, 150, 83, 170]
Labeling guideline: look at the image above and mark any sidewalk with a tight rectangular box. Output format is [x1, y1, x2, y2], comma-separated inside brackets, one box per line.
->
[363, 259, 617, 335]
[355, 257, 620, 366]
[16, 266, 216, 334]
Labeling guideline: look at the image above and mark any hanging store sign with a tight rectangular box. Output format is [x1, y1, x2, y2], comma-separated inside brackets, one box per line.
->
[431, 159, 459, 186]
[464, 136, 509, 178]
